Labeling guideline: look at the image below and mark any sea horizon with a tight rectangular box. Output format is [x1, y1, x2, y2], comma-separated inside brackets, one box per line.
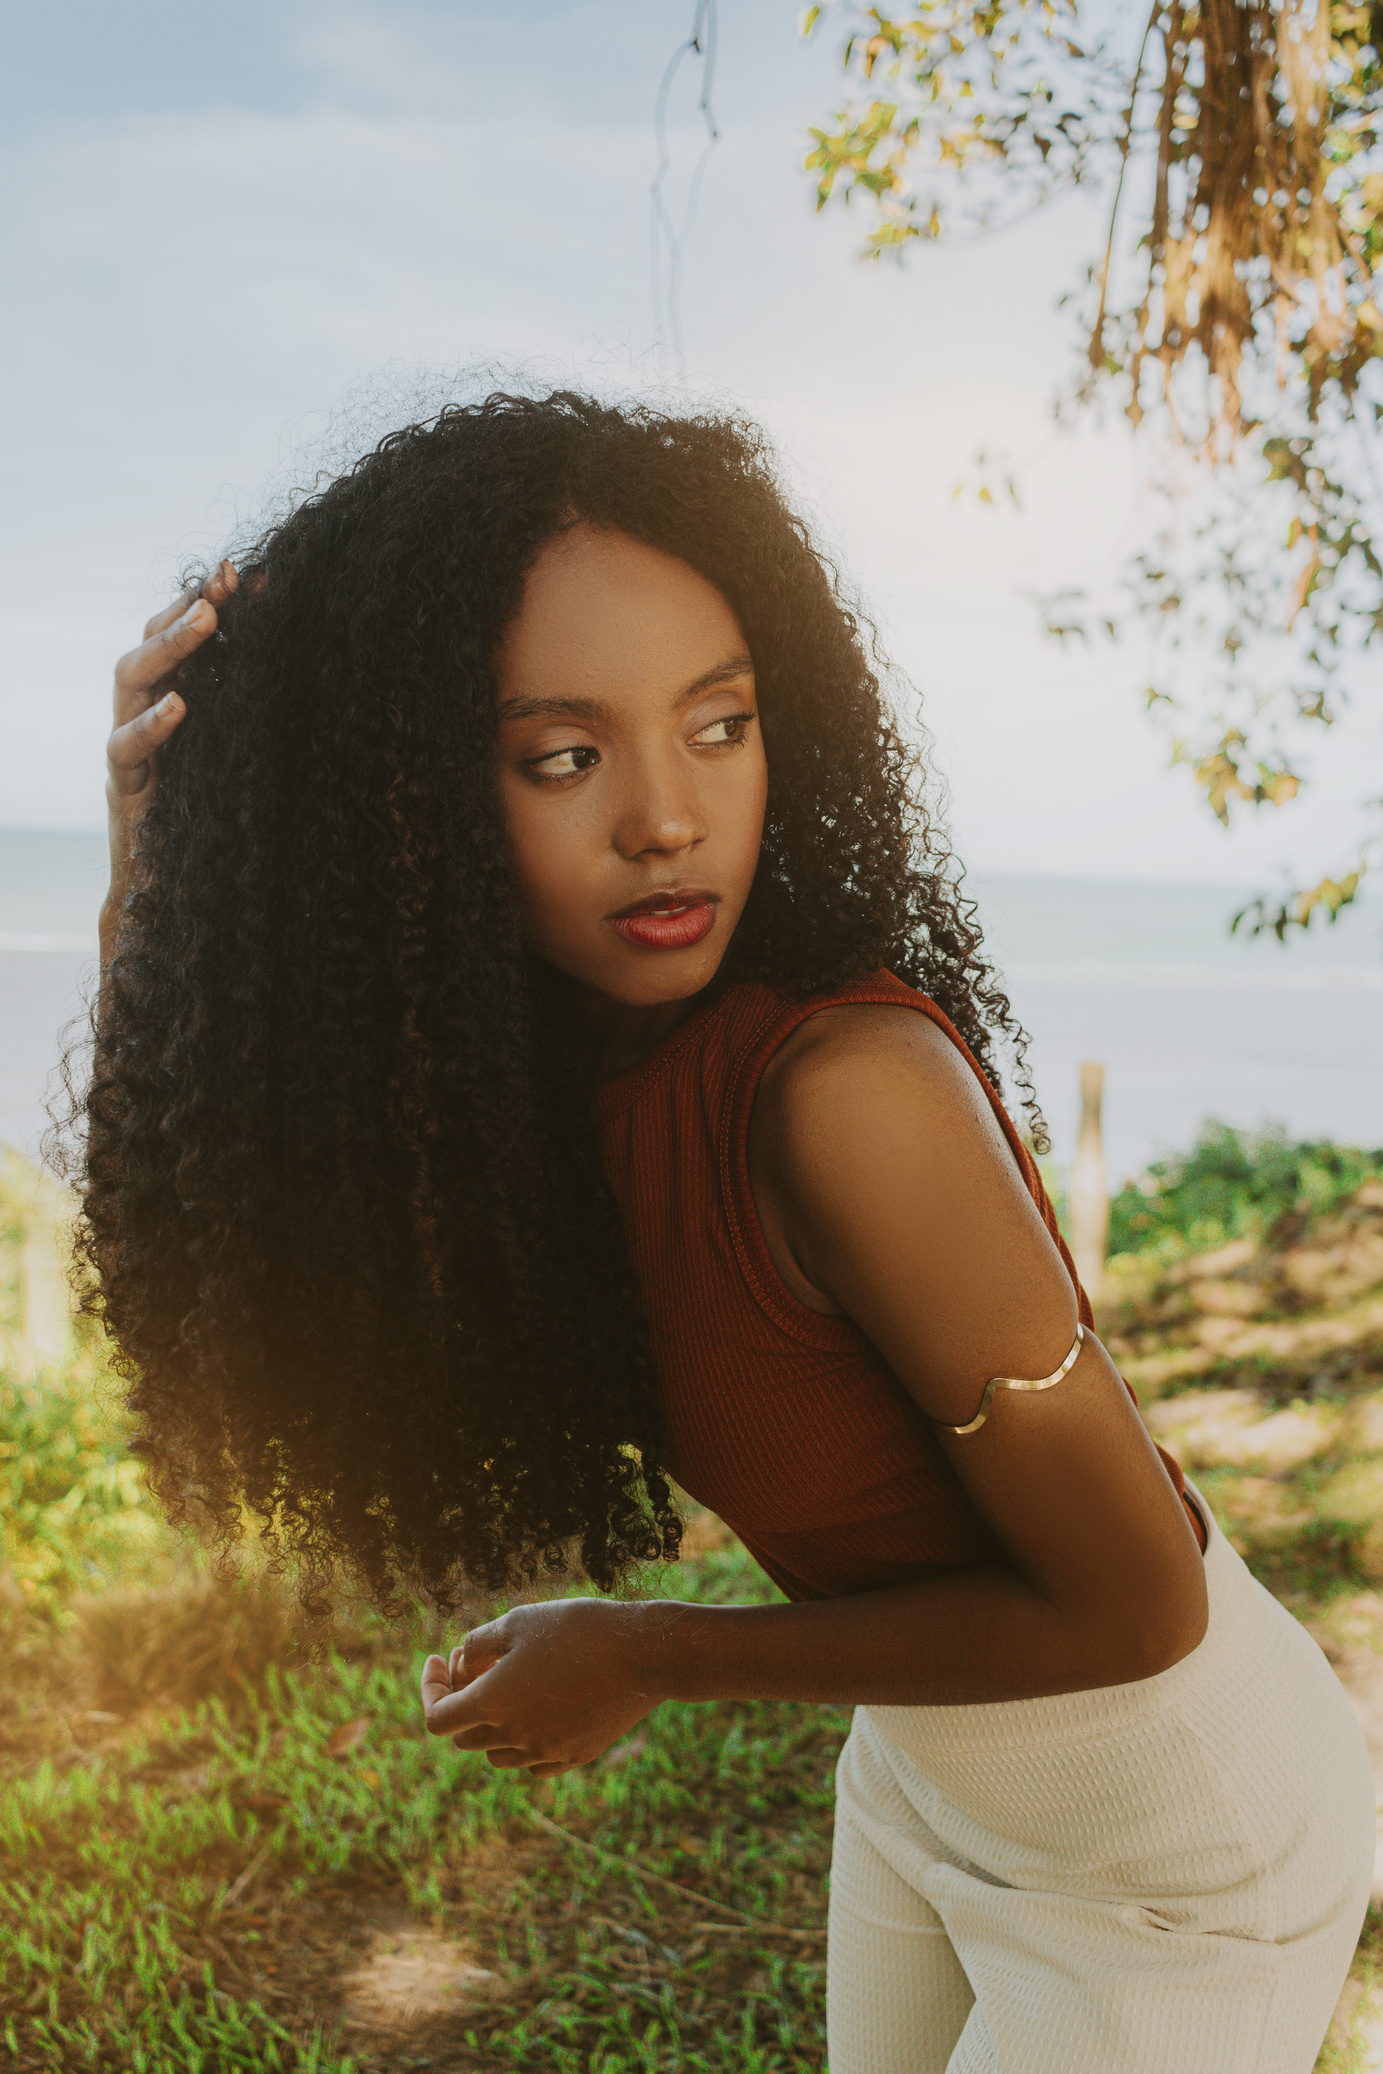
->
[4, 827, 1380, 1185]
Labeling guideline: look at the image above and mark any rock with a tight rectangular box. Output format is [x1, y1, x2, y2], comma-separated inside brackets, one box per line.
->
[1216, 1476, 1313, 1547]
[1143, 1387, 1260, 1440]
[1350, 1395, 1383, 1453]
[1145, 1391, 1338, 1471]
[1168, 1295, 1383, 1368]
[1200, 1404, 1339, 1472]
[1281, 1230, 1383, 1305]
[1319, 1460, 1383, 1528]
[1191, 1314, 1254, 1352]
[1165, 1238, 1258, 1284]
[1187, 1278, 1267, 1318]
[1122, 1345, 1217, 1396]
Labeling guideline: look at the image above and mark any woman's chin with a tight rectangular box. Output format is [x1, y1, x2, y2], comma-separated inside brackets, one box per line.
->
[546, 942, 729, 1014]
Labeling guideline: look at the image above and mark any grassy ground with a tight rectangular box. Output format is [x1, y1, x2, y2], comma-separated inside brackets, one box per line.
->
[1, 1162, 838, 2071]
[4, 1127, 1383, 2072]
[2, 1542, 838, 2073]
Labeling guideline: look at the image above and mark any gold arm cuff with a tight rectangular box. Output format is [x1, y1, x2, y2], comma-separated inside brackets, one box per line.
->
[935, 1322, 1085, 1437]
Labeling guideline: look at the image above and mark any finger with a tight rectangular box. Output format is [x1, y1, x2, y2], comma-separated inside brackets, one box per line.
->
[443, 1650, 492, 1700]
[113, 599, 216, 723]
[422, 1667, 505, 1740]
[420, 1653, 454, 1713]
[106, 693, 187, 796]
[445, 1642, 492, 1694]
[459, 1621, 509, 1676]
[527, 1759, 574, 1778]
[484, 1747, 542, 1769]
[200, 559, 238, 608]
[141, 587, 201, 643]
[443, 1713, 510, 1751]
[137, 561, 239, 644]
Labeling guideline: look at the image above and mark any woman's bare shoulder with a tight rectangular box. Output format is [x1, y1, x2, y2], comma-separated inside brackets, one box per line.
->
[748, 992, 1076, 1415]
[755, 999, 1004, 1174]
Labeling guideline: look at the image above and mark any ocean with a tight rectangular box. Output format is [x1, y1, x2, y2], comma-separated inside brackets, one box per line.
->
[3, 826, 1379, 1186]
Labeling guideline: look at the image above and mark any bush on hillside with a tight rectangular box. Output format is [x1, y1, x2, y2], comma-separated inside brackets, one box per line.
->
[0, 1350, 169, 1619]
[1109, 1122, 1383, 1258]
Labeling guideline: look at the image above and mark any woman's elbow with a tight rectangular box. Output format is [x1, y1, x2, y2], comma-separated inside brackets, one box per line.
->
[1109, 1575, 1210, 1684]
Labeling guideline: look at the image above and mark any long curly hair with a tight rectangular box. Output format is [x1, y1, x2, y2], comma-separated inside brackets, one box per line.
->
[74, 389, 1041, 1607]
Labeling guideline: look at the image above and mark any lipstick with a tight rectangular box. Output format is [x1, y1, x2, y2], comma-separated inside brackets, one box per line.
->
[608, 889, 719, 951]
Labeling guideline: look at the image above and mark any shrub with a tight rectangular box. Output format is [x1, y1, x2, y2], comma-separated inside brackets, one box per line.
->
[1109, 1122, 1383, 1257]
[0, 1349, 170, 1620]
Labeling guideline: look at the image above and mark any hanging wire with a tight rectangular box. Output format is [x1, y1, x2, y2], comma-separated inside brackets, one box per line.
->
[649, 0, 719, 376]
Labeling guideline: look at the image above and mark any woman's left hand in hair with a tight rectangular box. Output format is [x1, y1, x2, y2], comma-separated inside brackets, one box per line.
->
[419, 1597, 662, 1776]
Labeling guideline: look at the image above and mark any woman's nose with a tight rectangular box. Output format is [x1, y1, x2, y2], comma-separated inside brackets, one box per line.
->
[611, 756, 708, 860]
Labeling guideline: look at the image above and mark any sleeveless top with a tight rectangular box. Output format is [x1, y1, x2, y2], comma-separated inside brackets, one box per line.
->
[591, 969, 1206, 1604]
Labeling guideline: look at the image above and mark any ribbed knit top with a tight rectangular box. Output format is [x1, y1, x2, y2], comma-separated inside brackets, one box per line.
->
[591, 969, 1205, 1603]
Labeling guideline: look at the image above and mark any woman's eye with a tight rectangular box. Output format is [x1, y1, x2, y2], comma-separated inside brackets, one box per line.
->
[526, 744, 599, 779]
[691, 712, 755, 747]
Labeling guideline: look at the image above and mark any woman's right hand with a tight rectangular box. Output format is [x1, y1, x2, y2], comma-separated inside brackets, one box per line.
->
[102, 560, 237, 962]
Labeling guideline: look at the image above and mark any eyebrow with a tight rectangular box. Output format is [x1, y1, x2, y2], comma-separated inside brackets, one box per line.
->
[497, 653, 755, 724]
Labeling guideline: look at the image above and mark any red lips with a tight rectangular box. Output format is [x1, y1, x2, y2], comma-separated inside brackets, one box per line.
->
[607, 888, 719, 951]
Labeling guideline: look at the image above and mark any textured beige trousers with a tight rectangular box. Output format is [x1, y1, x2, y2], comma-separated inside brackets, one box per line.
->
[827, 1489, 1375, 2073]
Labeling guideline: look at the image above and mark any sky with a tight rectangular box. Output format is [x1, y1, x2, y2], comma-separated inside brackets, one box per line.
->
[1, 0, 1374, 887]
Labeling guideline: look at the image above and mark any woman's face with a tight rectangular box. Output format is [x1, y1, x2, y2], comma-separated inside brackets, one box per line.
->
[495, 523, 767, 1011]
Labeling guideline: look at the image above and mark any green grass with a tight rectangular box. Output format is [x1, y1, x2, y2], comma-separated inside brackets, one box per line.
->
[1, 1512, 840, 2072]
[4, 1144, 1381, 2069]
[1, 1156, 837, 2074]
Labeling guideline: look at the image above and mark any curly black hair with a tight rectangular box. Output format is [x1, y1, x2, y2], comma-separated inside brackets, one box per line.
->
[74, 389, 1042, 1608]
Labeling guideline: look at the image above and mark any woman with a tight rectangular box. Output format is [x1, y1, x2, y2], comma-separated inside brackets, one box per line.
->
[95, 391, 1372, 2072]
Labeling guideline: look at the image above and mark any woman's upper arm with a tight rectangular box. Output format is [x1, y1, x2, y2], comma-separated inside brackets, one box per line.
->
[753, 1005, 1079, 1403]
[753, 1005, 1207, 1670]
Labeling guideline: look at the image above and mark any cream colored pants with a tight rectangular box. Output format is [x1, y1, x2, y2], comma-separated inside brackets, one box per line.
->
[827, 1489, 1375, 2073]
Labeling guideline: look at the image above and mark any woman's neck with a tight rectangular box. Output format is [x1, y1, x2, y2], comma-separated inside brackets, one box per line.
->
[577, 988, 703, 1088]
[530, 957, 733, 1089]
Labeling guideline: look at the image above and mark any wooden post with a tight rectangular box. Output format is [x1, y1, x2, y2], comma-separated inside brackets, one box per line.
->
[4, 1147, 72, 1375]
[1069, 1061, 1110, 1305]
[19, 1221, 69, 1371]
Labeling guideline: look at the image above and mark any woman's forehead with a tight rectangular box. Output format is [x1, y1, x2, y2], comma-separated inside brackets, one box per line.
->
[497, 524, 747, 703]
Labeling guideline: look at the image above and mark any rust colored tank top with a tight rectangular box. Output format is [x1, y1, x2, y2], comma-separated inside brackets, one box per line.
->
[591, 969, 1206, 1603]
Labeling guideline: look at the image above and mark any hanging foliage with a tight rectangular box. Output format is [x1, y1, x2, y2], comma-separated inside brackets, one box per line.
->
[802, 0, 1383, 934]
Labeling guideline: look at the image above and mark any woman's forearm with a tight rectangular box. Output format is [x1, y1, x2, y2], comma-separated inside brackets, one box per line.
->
[636, 1559, 1197, 1711]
